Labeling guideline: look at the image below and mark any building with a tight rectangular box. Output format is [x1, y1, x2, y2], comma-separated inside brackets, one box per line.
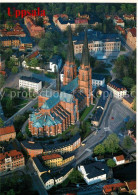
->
[73, 30, 121, 57]
[92, 74, 105, 89]
[43, 133, 81, 154]
[32, 157, 50, 176]
[103, 180, 136, 194]
[1, 23, 26, 37]
[122, 95, 134, 109]
[78, 162, 108, 185]
[19, 76, 42, 93]
[91, 88, 110, 126]
[21, 141, 43, 157]
[123, 14, 135, 20]
[42, 152, 75, 167]
[48, 55, 62, 72]
[10, 51, 25, 66]
[115, 25, 126, 35]
[107, 80, 127, 99]
[40, 173, 55, 190]
[126, 27, 136, 50]
[0, 125, 16, 142]
[28, 27, 93, 137]
[28, 50, 41, 60]
[24, 16, 45, 38]
[113, 16, 125, 28]
[0, 36, 20, 47]
[19, 36, 33, 49]
[0, 150, 25, 173]
[105, 15, 111, 20]
[113, 155, 125, 165]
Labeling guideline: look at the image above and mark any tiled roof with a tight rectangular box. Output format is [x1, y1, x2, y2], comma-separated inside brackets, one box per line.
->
[41, 173, 53, 183]
[115, 155, 125, 161]
[103, 182, 126, 193]
[125, 180, 136, 190]
[0, 125, 15, 136]
[62, 77, 78, 93]
[0, 150, 23, 162]
[33, 157, 49, 172]
[28, 50, 39, 59]
[41, 92, 60, 109]
[21, 140, 43, 150]
[129, 27, 136, 37]
[107, 79, 126, 91]
[42, 153, 62, 161]
[60, 92, 74, 103]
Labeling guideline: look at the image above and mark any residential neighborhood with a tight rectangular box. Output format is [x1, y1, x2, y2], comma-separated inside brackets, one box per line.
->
[0, 2, 136, 195]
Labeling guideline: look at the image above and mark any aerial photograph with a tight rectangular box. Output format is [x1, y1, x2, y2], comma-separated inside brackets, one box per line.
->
[0, 2, 136, 195]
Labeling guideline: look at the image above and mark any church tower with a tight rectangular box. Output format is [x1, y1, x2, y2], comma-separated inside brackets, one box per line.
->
[78, 29, 93, 106]
[63, 26, 77, 86]
[56, 67, 61, 94]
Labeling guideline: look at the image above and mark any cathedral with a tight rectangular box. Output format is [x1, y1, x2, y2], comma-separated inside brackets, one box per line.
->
[29, 27, 93, 137]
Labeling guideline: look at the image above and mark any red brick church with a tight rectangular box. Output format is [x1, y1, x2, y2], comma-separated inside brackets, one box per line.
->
[29, 27, 93, 137]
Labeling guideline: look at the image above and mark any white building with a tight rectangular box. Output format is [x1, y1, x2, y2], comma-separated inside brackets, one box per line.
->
[19, 76, 42, 93]
[47, 55, 62, 73]
[78, 162, 108, 185]
[40, 173, 55, 190]
[92, 74, 105, 89]
[107, 80, 127, 99]
[113, 155, 125, 166]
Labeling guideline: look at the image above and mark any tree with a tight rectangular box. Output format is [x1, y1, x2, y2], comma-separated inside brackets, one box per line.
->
[0, 117, 4, 127]
[7, 58, 15, 69]
[122, 77, 134, 89]
[29, 58, 38, 67]
[94, 144, 105, 156]
[123, 136, 132, 149]
[131, 85, 136, 97]
[0, 74, 5, 88]
[16, 132, 24, 141]
[103, 134, 119, 155]
[107, 159, 116, 168]
[7, 189, 15, 195]
[11, 66, 18, 74]
[126, 119, 135, 130]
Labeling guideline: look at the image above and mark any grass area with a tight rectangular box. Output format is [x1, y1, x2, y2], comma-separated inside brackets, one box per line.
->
[80, 105, 94, 121]
[29, 68, 43, 74]
[45, 72, 57, 78]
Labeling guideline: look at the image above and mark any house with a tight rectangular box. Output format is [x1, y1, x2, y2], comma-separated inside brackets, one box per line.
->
[19, 36, 33, 49]
[40, 173, 55, 190]
[48, 55, 62, 72]
[75, 18, 88, 25]
[92, 74, 105, 89]
[1, 23, 26, 37]
[103, 180, 136, 194]
[0, 150, 25, 173]
[115, 25, 126, 35]
[0, 36, 20, 47]
[115, 19, 125, 28]
[126, 27, 136, 50]
[123, 14, 135, 20]
[78, 161, 108, 185]
[21, 140, 43, 157]
[113, 155, 125, 165]
[91, 88, 110, 126]
[28, 50, 41, 60]
[107, 79, 127, 99]
[0, 125, 16, 142]
[32, 157, 50, 176]
[19, 76, 42, 93]
[122, 95, 134, 109]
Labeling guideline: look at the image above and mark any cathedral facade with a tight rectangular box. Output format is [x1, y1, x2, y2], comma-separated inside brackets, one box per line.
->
[29, 28, 93, 137]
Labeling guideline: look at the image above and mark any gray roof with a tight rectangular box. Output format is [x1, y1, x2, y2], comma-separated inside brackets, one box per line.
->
[19, 36, 32, 44]
[20, 76, 41, 83]
[92, 74, 105, 81]
[41, 173, 53, 183]
[21, 141, 43, 150]
[33, 157, 49, 172]
[123, 95, 134, 104]
[50, 55, 62, 65]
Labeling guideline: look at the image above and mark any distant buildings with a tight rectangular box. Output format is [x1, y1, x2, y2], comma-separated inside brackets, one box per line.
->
[123, 14, 135, 21]
[48, 55, 62, 72]
[73, 30, 121, 57]
[0, 36, 20, 47]
[107, 80, 127, 99]
[113, 155, 125, 166]
[126, 27, 136, 50]
[122, 95, 134, 109]
[24, 16, 45, 38]
[103, 180, 136, 194]
[113, 16, 125, 28]
[1, 23, 26, 37]
[0, 150, 25, 173]
[78, 161, 109, 185]
[92, 74, 105, 89]
[19, 76, 42, 93]
[0, 125, 16, 142]
[115, 25, 126, 35]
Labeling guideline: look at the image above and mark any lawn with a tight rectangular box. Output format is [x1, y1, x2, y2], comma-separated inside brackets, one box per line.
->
[80, 104, 94, 121]
[45, 72, 57, 79]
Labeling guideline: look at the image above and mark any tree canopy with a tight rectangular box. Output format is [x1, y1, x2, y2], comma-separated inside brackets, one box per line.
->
[107, 159, 116, 168]
[93, 144, 105, 156]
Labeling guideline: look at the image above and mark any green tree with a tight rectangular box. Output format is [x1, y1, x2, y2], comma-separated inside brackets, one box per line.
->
[29, 58, 38, 67]
[122, 77, 134, 89]
[0, 117, 4, 127]
[94, 144, 105, 156]
[126, 119, 135, 130]
[131, 85, 136, 97]
[11, 66, 18, 74]
[7, 58, 15, 69]
[16, 131, 24, 141]
[107, 159, 116, 168]
[0, 74, 5, 88]
[123, 136, 132, 149]
[103, 134, 119, 155]
[133, 97, 136, 111]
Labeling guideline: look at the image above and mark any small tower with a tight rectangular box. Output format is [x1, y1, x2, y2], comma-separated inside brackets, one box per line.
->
[78, 29, 93, 106]
[63, 26, 77, 86]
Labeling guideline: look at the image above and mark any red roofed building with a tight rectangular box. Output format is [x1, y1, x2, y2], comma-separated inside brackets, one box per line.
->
[113, 155, 125, 165]
[103, 182, 128, 194]
[75, 18, 88, 25]
[1, 23, 26, 37]
[123, 14, 135, 20]
[115, 25, 126, 35]
[127, 27, 136, 50]
[125, 180, 136, 193]
[28, 50, 40, 60]
[0, 125, 16, 142]
[0, 150, 25, 173]
[24, 16, 45, 38]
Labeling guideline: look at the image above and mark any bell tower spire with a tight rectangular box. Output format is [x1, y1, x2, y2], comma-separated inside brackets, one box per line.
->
[63, 25, 77, 86]
[78, 29, 93, 106]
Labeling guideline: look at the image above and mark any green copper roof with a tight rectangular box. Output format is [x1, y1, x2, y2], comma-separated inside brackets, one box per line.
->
[60, 91, 74, 103]
[62, 77, 78, 93]
[41, 92, 60, 110]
